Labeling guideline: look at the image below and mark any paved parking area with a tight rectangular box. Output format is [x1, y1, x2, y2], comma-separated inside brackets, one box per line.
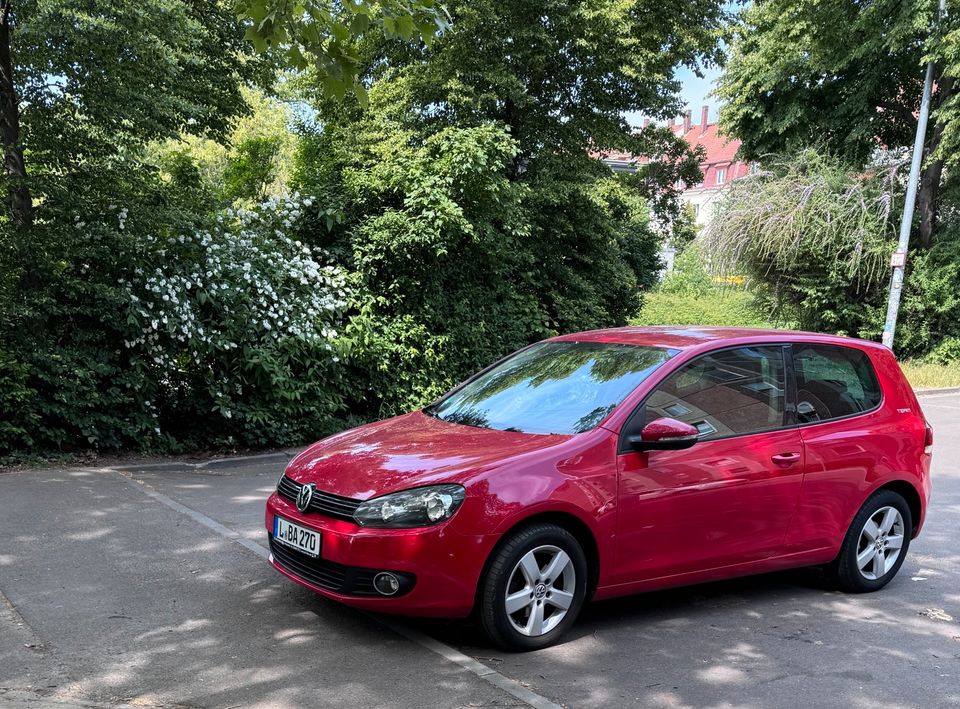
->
[2, 392, 958, 708]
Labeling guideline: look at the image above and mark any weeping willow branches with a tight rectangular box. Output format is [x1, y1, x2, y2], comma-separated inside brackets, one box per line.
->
[702, 149, 902, 289]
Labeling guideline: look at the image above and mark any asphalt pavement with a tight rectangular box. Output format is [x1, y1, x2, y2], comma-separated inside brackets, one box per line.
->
[1, 391, 958, 708]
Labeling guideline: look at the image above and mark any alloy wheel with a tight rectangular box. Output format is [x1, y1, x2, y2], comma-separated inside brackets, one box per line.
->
[504, 544, 577, 637]
[856, 505, 905, 581]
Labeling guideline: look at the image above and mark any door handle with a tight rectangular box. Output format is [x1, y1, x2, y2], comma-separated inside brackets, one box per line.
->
[771, 452, 801, 466]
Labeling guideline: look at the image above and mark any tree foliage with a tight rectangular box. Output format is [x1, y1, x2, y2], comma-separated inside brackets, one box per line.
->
[0, 0, 276, 455]
[234, 0, 449, 103]
[12, 0, 270, 186]
[717, 0, 958, 246]
[288, 0, 730, 420]
[0, 0, 730, 457]
[718, 1, 938, 163]
[152, 88, 300, 204]
[371, 0, 726, 176]
[298, 96, 662, 417]
[702, 147, 960, 357]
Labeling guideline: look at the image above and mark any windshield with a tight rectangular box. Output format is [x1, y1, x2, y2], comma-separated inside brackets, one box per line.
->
[426, 341, 677, 435]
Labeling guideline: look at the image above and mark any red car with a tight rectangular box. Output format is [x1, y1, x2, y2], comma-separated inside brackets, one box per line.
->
[266, 327, 932, 650]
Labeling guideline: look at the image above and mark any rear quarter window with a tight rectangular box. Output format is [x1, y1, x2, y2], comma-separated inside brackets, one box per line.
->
[792, 344, 882, 423]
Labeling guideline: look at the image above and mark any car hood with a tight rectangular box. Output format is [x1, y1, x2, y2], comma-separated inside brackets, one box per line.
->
[284, 411, 573, 500]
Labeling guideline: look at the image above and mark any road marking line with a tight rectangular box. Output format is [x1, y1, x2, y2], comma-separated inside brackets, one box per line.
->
[109, 468, 270, 560]
[376, 617, 561, 709]
[0, 688, 144, 708]
[106, 468, 561, 709]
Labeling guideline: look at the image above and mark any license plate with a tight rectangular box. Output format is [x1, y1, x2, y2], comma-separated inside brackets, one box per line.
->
[273, 516, 320, 558]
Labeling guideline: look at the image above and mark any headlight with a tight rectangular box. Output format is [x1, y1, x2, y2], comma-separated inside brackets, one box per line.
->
[353, 484, 466, 528]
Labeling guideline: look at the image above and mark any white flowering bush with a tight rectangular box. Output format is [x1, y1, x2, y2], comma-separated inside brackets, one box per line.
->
[125, 193, 351, 446]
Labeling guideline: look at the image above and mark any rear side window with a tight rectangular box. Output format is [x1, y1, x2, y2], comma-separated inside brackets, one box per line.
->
[643, 346, 786, 440]
[792, 344, 881, 423]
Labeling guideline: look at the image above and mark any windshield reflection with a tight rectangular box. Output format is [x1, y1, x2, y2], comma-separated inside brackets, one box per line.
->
[426, 342, 676, 435]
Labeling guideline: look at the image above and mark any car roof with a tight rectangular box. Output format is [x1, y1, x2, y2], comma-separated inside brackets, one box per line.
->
[548, 326, 886, 352]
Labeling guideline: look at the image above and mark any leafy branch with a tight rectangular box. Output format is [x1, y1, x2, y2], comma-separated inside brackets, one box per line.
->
[234, 0, 450, 105]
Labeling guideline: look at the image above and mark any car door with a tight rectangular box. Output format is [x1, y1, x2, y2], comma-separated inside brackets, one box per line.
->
[613, 344, 805, 584]
[786, 343, 887, 553]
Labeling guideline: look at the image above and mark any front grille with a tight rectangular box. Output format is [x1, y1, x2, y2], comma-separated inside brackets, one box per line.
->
[268, 535, 412, 597]
[277, 475, 362, 522]
[269, 535, 349, 592]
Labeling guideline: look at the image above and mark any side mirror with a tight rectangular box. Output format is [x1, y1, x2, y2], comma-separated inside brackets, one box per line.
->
[627, 417, 699, 451]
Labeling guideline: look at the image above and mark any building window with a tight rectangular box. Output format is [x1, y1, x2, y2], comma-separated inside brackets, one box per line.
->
[716, 168, 726, 185]
[693, 204, 700, 217]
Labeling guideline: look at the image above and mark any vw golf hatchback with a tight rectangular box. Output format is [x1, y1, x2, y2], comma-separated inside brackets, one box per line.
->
[266, 327, 932, 650]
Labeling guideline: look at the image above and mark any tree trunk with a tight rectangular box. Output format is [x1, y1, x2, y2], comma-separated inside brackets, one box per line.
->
[0, 0, 31, 228]
[500, 96, 527, 180]
[918, 154, 942, 249]
[917, 73, 953, 249]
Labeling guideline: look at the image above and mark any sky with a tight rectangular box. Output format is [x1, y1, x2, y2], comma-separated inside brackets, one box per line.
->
[624, 63, 724, 129]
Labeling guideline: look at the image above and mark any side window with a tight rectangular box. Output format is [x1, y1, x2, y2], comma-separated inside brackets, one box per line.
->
[643, 346, 786, 440]
[792, 344, 881, 423]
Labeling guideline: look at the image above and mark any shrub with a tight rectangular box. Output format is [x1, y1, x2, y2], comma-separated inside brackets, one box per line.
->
[0, 349, 36, 451]
[894, 225, 960, 360]
[658, 244, 716, 296]
[297, 114, 661, 420]
[633, 290, 772, 328]
[0, 186, 352, 457]
[124, 194, 350, 446]
[0, 197, 172, 453]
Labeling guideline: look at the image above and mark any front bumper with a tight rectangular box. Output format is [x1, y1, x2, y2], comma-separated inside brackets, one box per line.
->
[265, 492, 496, 618]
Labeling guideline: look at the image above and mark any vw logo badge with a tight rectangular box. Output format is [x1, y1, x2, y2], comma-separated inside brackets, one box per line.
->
[296, 482, 315, 513]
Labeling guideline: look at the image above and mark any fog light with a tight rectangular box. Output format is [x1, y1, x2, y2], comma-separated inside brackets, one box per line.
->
[373, 572, 400, 596]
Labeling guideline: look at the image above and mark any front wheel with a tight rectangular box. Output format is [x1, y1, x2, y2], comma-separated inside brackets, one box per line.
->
[478, 523, 588, 651]
[831, 489, 912, 593]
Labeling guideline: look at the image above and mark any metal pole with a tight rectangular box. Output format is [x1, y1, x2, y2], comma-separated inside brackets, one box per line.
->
[882, 0, 945, 350]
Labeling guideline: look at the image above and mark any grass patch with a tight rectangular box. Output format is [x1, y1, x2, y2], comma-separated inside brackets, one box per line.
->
[899, 360, 960, 390]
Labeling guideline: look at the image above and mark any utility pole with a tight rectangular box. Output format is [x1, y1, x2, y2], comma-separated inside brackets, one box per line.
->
[882, 0, 946, 350]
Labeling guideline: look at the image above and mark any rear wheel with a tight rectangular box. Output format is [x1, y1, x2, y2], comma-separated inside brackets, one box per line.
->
[831, 489, 912, 593]
[478, 523, 588, 651]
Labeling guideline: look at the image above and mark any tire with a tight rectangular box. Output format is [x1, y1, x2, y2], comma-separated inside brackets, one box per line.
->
[478, 523, 588, 651]
[831, 489, 912, 593]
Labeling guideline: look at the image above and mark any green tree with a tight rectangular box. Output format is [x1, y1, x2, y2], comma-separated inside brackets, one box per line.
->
[290, 0, 726, 418]
[0, 0, 274, 454]
[0, 0, 271, 227]
[152, 87, 299, 204]
[717, 0, 957, 248]
[372, 0, 725, 181]
[222, 135, 283, 200]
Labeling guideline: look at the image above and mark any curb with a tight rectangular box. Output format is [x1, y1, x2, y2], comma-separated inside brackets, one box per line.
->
[914, 386, 960, 397]
[110, 448, 304, 472]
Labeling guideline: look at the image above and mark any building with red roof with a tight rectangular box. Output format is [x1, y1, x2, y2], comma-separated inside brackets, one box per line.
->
[602, 106, 754, 230]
